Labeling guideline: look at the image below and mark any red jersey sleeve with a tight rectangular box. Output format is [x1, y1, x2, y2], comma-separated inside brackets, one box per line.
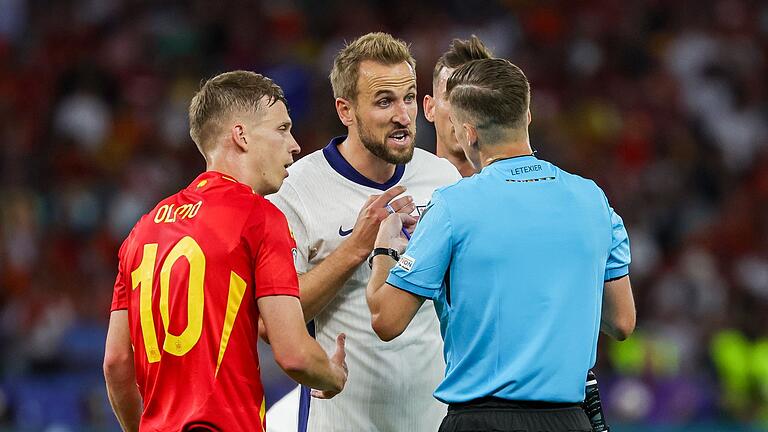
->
[110, 236, 131, 311]
[248, 199, 300, 299]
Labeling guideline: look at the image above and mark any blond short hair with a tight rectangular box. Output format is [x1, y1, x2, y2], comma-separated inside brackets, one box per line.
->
[433, 35, 493, 87]
[188, 70, 285, 151]
[329, 32, 416, 101]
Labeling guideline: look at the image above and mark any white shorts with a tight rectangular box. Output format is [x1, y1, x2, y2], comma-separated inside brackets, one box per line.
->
[266, 386, 300, 432]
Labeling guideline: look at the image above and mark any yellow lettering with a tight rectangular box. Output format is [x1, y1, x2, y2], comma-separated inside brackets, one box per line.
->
[160, 236, 205, 356]
[164, 204, 176, 223]
[175, 204, 191, 220]
[188, 201, 202, 218]
[182, 204, 193, 218]
[154, 205, 168, 224]
[131, 244, 161, 363]
[130, 236, 246, 367]
[155, 202, 203, 224]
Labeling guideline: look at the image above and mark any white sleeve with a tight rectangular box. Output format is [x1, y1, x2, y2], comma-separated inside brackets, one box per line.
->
[266, 182, 312, 275]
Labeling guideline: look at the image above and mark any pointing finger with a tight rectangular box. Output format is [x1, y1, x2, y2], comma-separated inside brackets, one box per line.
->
[371, 185, 407, 208]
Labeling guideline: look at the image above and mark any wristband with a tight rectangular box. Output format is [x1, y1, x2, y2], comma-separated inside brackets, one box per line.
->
[368, 247, 400, 269]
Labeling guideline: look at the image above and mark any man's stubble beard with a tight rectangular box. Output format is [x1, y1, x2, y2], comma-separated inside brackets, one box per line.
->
[356, 114, 415, 165]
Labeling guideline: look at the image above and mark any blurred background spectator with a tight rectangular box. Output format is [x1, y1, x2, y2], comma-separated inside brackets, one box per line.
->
[0, 0, 767, 430]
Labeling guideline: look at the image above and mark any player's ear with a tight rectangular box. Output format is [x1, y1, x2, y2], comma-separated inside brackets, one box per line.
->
[464, 124, 483, 171]
[336, 97, 354, 127]
[423, 95, 435, 123]
[231, 124, 248, 152]
[527, 109, 532, 126]
[464, 123, 478, 148]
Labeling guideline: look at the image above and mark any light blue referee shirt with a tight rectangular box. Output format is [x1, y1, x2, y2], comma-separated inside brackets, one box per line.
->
[387, 155, 630, 404]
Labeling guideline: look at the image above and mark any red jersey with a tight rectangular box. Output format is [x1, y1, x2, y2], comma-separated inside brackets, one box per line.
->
[111, 171, 300, 432]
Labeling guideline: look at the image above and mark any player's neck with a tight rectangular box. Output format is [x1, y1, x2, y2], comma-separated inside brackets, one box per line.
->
[436, 144, 476, 177]
[205, 157, 258, 193]
[338, 134, 397, 184]
[478, 139, 534, 169]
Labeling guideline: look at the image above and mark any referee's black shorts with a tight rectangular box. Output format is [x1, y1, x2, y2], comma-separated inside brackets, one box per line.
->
[439, 397, 592, 432]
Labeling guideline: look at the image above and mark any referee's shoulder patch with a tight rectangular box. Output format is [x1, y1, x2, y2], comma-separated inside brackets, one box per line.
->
[397, 255, 415, 272]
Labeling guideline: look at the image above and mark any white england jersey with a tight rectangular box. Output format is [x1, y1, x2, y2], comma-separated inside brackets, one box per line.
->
[267, 137, 461, 432]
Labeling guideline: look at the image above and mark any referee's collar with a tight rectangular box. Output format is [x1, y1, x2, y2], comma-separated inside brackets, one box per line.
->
[484, 153, 538, 168]
[322, 135, 406, 191]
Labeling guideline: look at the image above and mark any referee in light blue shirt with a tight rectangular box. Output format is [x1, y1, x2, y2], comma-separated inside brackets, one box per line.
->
[366, 58, 636, 432]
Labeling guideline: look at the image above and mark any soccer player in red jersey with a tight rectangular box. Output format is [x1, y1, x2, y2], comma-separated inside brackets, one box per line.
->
[103, 71, 348, 432]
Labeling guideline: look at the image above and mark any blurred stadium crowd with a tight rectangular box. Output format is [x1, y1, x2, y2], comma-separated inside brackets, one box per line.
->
[0, 0, 767, 430]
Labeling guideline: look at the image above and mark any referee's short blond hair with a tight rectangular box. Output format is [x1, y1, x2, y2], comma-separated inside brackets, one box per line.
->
[329, 32, 416, 101]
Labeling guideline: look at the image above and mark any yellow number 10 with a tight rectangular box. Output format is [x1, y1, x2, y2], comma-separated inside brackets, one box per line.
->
[131, 236, 246, 375]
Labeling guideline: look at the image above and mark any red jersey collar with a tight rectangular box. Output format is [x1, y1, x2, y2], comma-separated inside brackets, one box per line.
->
[189, 171, 254, 193]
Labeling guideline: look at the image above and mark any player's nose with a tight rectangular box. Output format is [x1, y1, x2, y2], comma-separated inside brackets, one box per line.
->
[392, 102, 412, 126]
[288, 133, 300, 155]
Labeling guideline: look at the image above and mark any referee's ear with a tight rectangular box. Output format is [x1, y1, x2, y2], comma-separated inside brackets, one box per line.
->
[463, 123, 478, 149]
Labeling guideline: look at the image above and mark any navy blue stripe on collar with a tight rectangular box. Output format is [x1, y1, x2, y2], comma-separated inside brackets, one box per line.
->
[322, 136, 405, 191]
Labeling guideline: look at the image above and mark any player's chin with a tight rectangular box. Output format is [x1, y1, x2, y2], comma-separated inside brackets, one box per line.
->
[386, 145, 414, 164]
[276, 165, 290, 182]
[265, 177, 284, 195]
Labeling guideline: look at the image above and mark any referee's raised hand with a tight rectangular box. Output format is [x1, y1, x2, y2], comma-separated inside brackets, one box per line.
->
[347, 185, 414, 255]
[375, 213, 417, 254]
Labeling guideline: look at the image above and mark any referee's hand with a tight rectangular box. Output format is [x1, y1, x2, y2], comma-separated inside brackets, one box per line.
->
[375, 213, 417, 254]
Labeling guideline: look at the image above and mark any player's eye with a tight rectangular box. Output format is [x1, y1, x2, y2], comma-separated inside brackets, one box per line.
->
[377, 98, 391, 108]
[404, 93, 416, 103]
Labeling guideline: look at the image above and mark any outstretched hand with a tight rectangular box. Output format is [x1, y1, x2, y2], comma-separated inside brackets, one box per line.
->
[310, 333, 348, 399]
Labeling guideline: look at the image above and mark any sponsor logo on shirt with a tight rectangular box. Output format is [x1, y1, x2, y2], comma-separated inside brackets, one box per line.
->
[338, 226, 353, 236]
[397, 255, 415, 272]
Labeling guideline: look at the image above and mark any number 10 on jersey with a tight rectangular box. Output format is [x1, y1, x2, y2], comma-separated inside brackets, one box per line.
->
[131, 236, 247, 375]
